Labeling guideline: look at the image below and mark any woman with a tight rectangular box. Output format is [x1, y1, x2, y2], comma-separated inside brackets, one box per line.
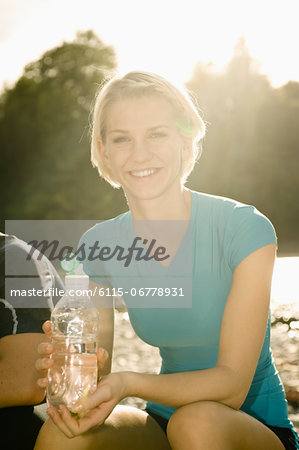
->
[34, 71, 299, 449]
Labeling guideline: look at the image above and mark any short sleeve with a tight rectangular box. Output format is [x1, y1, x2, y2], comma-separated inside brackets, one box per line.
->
[0, 301, 17, 338]
[224, 205, 278, 272]
[0, 307, 51, 337]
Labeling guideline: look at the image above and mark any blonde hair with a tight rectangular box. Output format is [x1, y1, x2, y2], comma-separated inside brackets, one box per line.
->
[91, 71, 205, 187]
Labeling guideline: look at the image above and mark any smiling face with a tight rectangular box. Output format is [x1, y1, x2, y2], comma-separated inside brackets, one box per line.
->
[99, 95, 190, 203]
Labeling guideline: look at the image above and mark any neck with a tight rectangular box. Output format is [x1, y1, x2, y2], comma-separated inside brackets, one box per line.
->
[125, 186, 192, 221]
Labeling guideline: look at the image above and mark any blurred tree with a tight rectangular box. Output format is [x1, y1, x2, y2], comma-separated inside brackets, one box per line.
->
[0, 30, 127, 221]
[1, 35, 298, 253]
[186, 39, 299, 254]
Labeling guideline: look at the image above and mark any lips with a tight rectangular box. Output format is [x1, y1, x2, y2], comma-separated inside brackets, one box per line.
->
[129, 168, 160, 178]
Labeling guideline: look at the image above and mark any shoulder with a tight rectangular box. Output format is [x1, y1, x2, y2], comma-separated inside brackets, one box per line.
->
[191, 190, 250, 212]
[191, 190, 275, 230]
[190, 191, 277, 271]
[191, 191, 244, 224]
[0, 233, 30, 262]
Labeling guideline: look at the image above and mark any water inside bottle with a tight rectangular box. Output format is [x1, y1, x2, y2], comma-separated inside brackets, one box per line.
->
[47, 334, 98, 413]
[52, 307, 99, 336]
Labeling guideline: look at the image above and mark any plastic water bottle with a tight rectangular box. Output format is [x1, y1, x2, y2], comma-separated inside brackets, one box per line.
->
[47, 268, 100, 414]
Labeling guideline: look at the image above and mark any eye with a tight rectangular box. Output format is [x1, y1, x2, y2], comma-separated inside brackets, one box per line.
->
[150, 132, 167, 139]
[113, 136, 130, 143]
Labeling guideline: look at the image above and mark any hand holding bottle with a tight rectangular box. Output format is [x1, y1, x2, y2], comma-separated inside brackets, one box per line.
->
[36, 321, 109, 398]
[46, 372, 129, 438]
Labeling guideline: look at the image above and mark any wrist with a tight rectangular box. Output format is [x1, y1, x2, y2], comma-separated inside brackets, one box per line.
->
[120, 371, 138, 398]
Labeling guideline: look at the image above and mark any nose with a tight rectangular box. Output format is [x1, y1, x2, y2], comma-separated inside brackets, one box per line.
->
[130, 139, 153, 164]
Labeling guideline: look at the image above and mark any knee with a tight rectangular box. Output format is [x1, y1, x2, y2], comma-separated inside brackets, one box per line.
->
[166, 401, 224, 448]
[34, 418, 67, 449]
[34, 416, 108, 450]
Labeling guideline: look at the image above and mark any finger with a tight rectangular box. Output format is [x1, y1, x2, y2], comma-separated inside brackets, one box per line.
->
[37, 377, 49, 389]
[42, 320, 52, 337]
[35, 356, 54, 371]
[47, 407, 74, 439]
[97, 348, 109, 371]
[66, 406, 106, 434]
[37, 342, 54, 356]
[73, 385, 109, 413]
[58, 405, 84, 437]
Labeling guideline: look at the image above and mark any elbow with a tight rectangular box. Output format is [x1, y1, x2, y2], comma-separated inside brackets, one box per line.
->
[217, 365, 249, 411]
[221, 391, 247, 410]
[31, 389, 46, 406]
[0, 386, 46, 408]
[28, 387, 46, 406]
[22, 385, 46, 406]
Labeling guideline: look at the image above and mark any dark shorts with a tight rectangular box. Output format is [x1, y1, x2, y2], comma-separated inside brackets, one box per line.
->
[0, 405, 44, 450]
[0, 403, 47, 450]
[145, 408, 299, 450]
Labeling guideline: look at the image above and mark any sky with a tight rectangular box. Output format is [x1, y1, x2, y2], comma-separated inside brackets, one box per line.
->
[0, 0, 299, 91]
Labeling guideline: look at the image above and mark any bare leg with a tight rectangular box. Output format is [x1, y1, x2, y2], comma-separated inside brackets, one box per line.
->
[166, 401, 285, 450]
[34, 405, 171, 450]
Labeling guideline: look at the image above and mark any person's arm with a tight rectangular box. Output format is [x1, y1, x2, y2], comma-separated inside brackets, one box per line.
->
[124, 242, 276, 409]
[0, 332, 49, 407]
[47, 243, 276, 437]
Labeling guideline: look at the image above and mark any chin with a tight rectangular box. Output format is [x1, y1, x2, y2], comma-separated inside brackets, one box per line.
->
[126, 184, 175, 203]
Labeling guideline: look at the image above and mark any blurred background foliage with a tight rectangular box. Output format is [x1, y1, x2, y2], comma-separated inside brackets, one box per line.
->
[0, 32, 298, 255]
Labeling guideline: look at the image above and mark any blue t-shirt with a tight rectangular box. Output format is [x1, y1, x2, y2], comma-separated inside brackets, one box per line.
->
[79, 190, 293, 430]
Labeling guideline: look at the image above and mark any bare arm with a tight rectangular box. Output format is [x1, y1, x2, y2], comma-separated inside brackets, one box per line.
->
[0, 332, 49, 407]
[122, 243, 276, 409]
